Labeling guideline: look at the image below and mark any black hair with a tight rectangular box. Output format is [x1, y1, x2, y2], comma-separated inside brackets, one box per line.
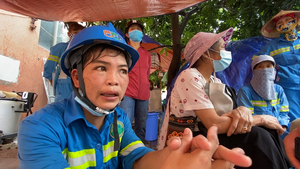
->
[81, 44, 130, 69]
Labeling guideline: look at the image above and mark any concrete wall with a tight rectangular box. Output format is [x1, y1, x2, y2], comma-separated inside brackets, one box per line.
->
[0, 10, 49, 120]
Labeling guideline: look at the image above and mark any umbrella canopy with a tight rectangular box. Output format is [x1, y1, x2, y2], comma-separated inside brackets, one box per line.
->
[0, 0, 206, 22]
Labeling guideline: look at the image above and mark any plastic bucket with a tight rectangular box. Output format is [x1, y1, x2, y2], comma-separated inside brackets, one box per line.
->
[145, 112, 159, 141]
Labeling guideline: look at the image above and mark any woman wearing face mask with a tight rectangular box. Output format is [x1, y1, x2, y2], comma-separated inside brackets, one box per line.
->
[238, 55, 290, 140]
[119, 20, 151, 142]
[158, 29, 292, 169]
[255, 10, 300, 123]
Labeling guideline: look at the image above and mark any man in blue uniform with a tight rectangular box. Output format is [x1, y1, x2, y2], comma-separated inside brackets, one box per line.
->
[238, 55, 290, 139]
[254, 10, 300, 122]
[18, 23, 252, 169]
[43, 22, 85, 101]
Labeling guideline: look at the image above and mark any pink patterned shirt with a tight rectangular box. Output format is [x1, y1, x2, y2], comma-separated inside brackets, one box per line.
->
[170, 68, 222, 118]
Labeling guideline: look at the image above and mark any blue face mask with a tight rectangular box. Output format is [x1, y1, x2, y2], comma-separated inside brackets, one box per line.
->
[128, 30, 143, 42]
[209, 49, 232, 72]
[75, 96, 114, 116]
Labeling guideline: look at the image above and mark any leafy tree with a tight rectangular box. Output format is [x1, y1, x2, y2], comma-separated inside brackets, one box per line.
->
[85, 0, 300, 88]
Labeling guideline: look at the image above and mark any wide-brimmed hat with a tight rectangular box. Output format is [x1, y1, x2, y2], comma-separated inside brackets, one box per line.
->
[261, 10, 300, 38]
[184, 28, 233, 68]
[251, 55, 275, 70]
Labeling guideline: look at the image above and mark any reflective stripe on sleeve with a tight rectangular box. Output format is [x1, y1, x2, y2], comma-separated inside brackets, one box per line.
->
[270, 47, 290, 56]
[62, 148, 96, 169]
[248, 107, 254, 114]
[270, 99, 280, 106]
[294, 44, 300, 50]
[251, 100, 267, 107]
[47, 55, 60, 63]
[119, 140, 144, 156]
[280, 105, 289, 112]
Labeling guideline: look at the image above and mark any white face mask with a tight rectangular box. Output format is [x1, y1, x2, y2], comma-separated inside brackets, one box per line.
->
[250, 68, 276, 100]
[209, 49, 232, 72]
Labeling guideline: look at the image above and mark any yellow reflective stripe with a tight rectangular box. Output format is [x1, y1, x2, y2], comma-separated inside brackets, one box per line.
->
[294, 44, 300, 50]
[102, 137, 122, 163]
[68, 160, 96, 169]
[49, 55, 60, 60]
[47, 55, 60, 63]
[120, 141, 144, 156]
[103, 151, 118, 163]
[280, 106, 289, 112]
[270, 99, 280, 106]
[67, 149, 95, 158]
[102, 137, 122, 151]
[64, 168, 71, 169]
[251, 100, 267, 107]
[270, 47, 290, 56]
[103, 140, 115, 151]
[62, 148, 96, 168]
[248, 107, 254, 114]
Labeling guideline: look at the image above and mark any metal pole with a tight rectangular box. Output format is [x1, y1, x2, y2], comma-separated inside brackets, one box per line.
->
[52, 21, 59, 46]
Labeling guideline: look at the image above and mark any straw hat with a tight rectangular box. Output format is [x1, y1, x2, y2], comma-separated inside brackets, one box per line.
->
[184, 28, 233, 68]
[261, 10, 300, 38]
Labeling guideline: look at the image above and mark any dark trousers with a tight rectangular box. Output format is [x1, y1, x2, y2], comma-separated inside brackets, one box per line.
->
[194, 126, 292, 169]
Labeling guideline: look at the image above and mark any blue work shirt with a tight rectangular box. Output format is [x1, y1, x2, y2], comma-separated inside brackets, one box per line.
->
[237, 84, 290, 127]
[43, 42, 73, 101]
[18, 92, 153, 169]
[254, 32, 300, 90]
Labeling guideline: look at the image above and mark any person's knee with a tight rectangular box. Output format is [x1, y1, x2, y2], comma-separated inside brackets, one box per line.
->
[290, 118, 300, 132]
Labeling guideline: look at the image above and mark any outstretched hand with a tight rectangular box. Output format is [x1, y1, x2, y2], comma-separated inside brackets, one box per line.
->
[162, 126, 252, 169]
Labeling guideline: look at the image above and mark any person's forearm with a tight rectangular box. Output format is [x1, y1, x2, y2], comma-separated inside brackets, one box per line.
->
[214, 116, 233, 134]
[132, 148, 170, 169]
[252, 115, 264, 126]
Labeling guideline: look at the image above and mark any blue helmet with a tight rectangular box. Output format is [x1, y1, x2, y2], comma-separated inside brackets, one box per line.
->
[60, 22, 139, 76]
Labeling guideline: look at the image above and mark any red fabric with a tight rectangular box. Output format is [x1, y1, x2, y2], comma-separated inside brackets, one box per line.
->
[273, 13, 295, 23]
[0, 0, 206, 22]
[125, 47, 151, 100]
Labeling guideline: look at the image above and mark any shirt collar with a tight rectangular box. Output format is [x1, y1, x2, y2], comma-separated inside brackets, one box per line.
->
[63, 92, 121, 127]
[63, 92, 87, 126]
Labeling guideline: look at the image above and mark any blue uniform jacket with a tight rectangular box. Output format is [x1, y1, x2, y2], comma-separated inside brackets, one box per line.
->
[18, 92, 153, 169]
[237, 84, 290, 127]
[43, 42, 73, 101]
[254, 32, 300, 90]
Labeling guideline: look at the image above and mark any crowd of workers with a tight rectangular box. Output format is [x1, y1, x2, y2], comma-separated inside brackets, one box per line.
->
[17, 10, 300, 168]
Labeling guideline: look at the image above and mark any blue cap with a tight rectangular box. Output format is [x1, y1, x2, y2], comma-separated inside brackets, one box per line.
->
[60, 22, 139, 76]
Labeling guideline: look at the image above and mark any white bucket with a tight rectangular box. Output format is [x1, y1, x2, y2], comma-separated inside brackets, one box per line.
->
[0, 99, 24, 135]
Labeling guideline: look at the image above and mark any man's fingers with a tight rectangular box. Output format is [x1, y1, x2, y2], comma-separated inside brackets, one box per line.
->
[213, 146, 252, 167]
[176, 128, 193, 153]
[206, 126, 219, 152]
[168, 137, 182, 151]
[212, 160, 235, 169]
[190, 134, 211, 151]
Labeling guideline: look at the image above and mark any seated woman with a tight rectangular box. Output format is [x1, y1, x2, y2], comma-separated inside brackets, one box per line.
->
[158, 28, 291, 169]
[238, 54, 290, 139]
